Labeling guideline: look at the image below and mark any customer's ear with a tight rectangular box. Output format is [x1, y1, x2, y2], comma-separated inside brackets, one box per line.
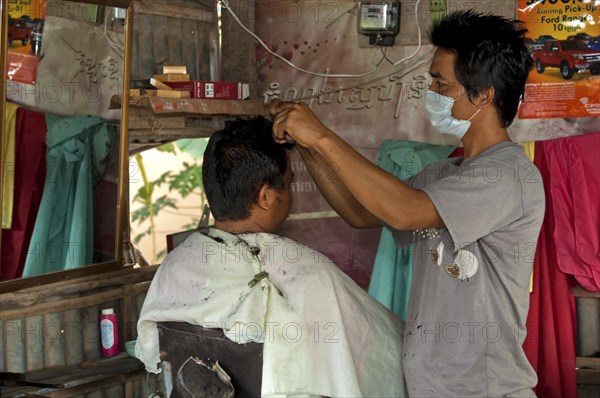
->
[475, 86, 495, 108]
[257, 183, 271, 210]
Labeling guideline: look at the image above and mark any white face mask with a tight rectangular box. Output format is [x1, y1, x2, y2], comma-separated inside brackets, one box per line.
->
[424, 89, 481, 139]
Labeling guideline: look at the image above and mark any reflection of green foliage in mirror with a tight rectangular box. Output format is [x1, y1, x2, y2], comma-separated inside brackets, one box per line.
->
[177, 138, 209, 159]
[131, 138, 209, 263]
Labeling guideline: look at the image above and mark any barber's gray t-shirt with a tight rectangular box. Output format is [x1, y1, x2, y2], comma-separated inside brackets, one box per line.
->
[391, 142, 544, 397]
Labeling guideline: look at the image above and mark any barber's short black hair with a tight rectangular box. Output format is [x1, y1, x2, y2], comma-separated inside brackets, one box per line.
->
[202, 116, 293, 221]
[429, 10, 533, 127]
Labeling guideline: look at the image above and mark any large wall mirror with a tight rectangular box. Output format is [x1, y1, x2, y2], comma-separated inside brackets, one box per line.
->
[0, 0, 133, 293]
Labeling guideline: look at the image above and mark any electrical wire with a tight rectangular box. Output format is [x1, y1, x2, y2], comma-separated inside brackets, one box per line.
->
[296, 47, 434, 101]
[219, 0, 424, 79]
[218, 0, 376, 78]
[101, 7, 125, 57]
[390, 0, 423, 66]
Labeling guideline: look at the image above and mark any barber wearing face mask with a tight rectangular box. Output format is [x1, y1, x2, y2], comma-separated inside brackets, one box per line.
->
[270, 10, 545, 398]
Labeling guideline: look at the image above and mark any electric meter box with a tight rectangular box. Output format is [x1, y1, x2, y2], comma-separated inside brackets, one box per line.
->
[357, 2, 400, 36]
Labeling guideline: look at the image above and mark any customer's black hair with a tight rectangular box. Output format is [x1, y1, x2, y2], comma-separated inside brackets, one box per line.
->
[429, 10, 533, 127]
[202, 116, 293, 221]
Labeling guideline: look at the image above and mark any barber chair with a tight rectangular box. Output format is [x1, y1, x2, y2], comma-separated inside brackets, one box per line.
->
[157, 322, 263, 398]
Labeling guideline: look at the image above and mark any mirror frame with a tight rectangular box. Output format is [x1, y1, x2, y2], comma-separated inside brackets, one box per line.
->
[0, 0, 133, 293]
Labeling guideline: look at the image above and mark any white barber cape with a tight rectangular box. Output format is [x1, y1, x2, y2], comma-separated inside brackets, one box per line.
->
[136, 228, 405, 397]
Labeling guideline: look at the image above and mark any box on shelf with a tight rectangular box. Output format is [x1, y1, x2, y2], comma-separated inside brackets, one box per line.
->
[152, 74, 190, 82]
[150, 78, 172, 90]
[144, 89, 190, 99]
[165, 81, 250, 100]
[162, 66, 187, 75]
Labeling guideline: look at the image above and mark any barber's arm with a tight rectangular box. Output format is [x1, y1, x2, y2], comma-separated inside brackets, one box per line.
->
[271, 100, 444, 231]
[296, 145, 380, 229]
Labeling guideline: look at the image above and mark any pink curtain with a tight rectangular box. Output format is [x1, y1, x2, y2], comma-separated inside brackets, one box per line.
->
[544, 133, 600, 291]
[522, 135, 600, 398]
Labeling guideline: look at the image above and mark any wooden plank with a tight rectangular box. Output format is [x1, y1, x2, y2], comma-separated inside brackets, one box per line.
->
[0, 266, 157, 309]
[47, 1, 132, 21]
[151, 14, 169, 73]
[112, 96, 266, 116]
[25, 315, 45, 372]
[162, 66, 187, 74]
[0, 320, 4, 372]
[104, 384, 125, 397]
[0, 289, 125, 321]
[131, 29, 141, 80]
[576, 357, 600, 385]
[82, 305, 101, 361]
[128, 12, 215, 81]
[577, 368, 600, 384]
[221, 0, 256, 83]
[133, 0, 213, 22]
[145, 89, 191, 98]
[123, 284, 133, 343]
[195, 20, 215, 81]
[128, 143, 165, 154]
[2, 356, 145, 397]
[128, 107, 186, 129]
[43, 310, 66, 368]
[182, 18, 199, 81]
[167, 16, 184, 68]
[75, 0, 132, 8]
[149, 97, 266, 116]
[48, 370, 145, 397]
[129, 126, 214, 140]
[5, 318, 26, 373]
[64, 309, 84, 366]
[86, 390, 103, 398]
[572, 285, 600, 298]
[577, 356, 600, 369]
[125, 378, 134, 398]
[134, 284, 149, 298]
[133, 13, 155, 80]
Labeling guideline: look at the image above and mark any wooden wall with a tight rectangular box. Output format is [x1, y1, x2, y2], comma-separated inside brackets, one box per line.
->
[131, 0, 216, 82]
[0, 267, 156, 397]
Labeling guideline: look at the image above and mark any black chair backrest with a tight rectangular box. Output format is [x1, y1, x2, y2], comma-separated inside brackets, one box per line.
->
[158, 322, 263, 398]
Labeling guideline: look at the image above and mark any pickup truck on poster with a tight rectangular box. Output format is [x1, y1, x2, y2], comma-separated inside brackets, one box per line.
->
[8, 16, 32, 47]
[532, 40, 600, 79]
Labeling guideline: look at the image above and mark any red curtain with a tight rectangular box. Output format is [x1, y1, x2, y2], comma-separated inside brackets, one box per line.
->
[524, 139, 580, 398]
[0, 108, 47, 280]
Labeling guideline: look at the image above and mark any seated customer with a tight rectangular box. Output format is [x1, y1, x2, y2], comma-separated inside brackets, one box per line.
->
[136, 116, 405, 398]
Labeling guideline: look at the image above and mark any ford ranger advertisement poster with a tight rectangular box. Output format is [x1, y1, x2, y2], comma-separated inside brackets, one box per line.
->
[518, 0, 600, 118]
[7, 0, 46, 85]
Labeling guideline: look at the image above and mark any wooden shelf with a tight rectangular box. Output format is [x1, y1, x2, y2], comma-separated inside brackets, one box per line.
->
[576, 357, 600, 385]
[111, 96, 268, 151]
[111, 95, 266, 116]
[572, 285, 600, 298]
[1, 353, 145, 397]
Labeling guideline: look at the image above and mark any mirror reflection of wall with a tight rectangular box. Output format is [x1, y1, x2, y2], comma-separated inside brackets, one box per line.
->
[1, 0, 225, 285]
[1, 0, 128, 282]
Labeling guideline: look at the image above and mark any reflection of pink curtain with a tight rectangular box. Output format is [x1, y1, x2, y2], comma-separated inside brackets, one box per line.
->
[524, 140, 578, 398]
[1, 108, 47, 280]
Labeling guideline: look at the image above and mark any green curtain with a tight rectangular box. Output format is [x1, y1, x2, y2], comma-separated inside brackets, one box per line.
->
[23, 114, 115, 277]
[368, 140, 455, 320]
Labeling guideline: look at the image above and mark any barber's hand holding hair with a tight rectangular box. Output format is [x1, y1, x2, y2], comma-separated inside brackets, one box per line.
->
[269, 99, 333, 148]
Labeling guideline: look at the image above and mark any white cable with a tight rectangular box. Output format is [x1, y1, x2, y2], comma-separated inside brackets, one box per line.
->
[219, 0, 423, 79]
[298, 47, 434, 101]
[391, 0, 422, 66]
[103, 7, 124, 55]
[219, 0, 376, 78]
